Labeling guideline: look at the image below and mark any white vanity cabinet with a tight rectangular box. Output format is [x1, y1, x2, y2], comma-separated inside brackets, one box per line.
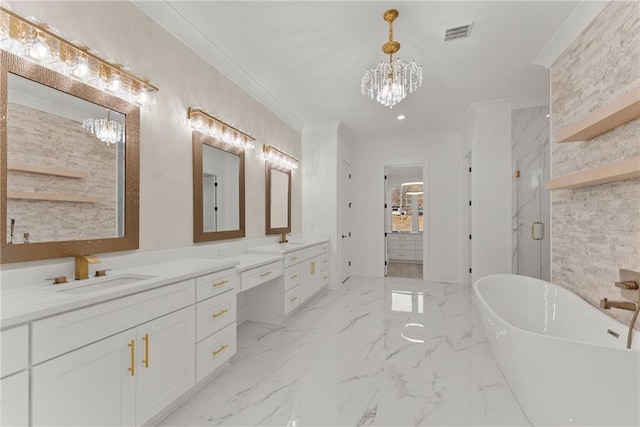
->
[248, 241, 329, 323]
[195, 269, 238, 383]
[0, 325, 30, 426]
[387, 233, 423, 262]
[32, 304, 195, 426]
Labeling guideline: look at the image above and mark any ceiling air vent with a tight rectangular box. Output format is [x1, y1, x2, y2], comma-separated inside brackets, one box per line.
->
[444, 22, 473, 41]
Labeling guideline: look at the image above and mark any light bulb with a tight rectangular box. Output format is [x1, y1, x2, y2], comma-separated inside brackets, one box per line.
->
[73, 58, 89, 79]
[28, 39, 48, 61]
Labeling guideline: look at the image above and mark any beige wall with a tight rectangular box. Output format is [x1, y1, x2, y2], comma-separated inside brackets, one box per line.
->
[8, 1, 302, 253]
[7, 103, 118, 243]
[550, 1, 640, 326]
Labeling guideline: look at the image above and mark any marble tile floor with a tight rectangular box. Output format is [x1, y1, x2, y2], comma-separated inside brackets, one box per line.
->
[159, 277, 531, 426]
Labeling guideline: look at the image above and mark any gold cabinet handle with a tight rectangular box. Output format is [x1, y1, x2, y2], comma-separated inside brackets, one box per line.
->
[212, 308, 228, 318]
[323, 276, 328, 280]
[127, 340, 135, 376]
[399, 244, 406, 247]
[290, 256, 298, 261]
[290, 274, 298, 280]
[531, 221, 544, 241]
[311, 261, 316, 275]
[289, 296, 298, 302]
[213, 279, 229, 287]
[260, 271, 272, 277]
[212, 344, 229, 356]
[323, 260, 328, 264]
[142, 334, 149, 368]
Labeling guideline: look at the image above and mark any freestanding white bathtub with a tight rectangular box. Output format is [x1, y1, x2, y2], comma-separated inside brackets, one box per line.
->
[473, 274, 639, 426]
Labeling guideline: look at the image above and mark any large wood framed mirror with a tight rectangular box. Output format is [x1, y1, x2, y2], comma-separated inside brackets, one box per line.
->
[265, 162, 291, 235]
[1, 52, 139, 264]
[192, 131, 245, 242]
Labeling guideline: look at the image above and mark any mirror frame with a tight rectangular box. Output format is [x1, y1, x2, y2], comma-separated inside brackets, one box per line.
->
[0, 51, 140, 264]
[265, 162, 291, 235]
[192, 131, 245, 242]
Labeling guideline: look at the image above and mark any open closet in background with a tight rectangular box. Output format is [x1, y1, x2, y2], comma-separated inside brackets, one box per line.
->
[384, 164, 424, 279]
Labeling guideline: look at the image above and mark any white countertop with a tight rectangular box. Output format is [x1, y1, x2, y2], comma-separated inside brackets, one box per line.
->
[247, 237, 329, 255]
[1, 258, 238, 329]
[221, 253, 283, 272]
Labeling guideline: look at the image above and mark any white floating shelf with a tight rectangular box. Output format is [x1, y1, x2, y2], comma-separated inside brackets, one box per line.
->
[545, 156, 640, 190]
[7, 162, 87, 179]
[555, 88, 640, 143]
[7, 191, 100, 203]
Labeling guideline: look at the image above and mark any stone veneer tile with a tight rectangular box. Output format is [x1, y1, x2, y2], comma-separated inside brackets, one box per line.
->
[550, 1, 640, 328]
[6, 103, 119, 243]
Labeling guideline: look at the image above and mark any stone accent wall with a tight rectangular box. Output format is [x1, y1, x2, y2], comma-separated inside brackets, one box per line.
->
[7, 103, 119, 243]
[550, 1, 640, 327]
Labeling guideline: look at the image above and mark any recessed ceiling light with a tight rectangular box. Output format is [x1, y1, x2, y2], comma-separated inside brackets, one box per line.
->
[397, 115, 406, 120]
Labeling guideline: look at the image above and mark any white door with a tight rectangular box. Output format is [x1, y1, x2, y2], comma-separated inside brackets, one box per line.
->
[0, 371, 29, 426]
[136, 305, 195, 425]
[32, 330, 136, 426]
[340, 160, 352, 283]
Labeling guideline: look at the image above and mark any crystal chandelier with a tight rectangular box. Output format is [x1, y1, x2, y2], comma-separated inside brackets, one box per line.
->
[82, 109, 125, 145]
[361, 9, 422, 109]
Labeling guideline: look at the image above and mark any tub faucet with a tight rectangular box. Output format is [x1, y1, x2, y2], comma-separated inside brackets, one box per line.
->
[599, 298, 637, 311]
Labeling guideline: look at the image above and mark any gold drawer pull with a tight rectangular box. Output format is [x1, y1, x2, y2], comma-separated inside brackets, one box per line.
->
[289, 296, 298, 302]
[323, 276, 328, 280]
[142, 334, 150, 368]
[260, 271, 272, 277]
[290, 256, 298, 261]
[323, 260, 328, 263]
[289, 274, 298, 280]
[213, 279, 229, 287]
[399, 244, 406, 247]
[212, 309, 228, 318]
[127, 340, 135, 376]
[322, 246, 328, 250]
[212, 344, 229, 356]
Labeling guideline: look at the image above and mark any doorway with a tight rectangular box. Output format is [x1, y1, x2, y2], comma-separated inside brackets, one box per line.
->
[511, 106, 550, 281]
[385, 164, 424, 279]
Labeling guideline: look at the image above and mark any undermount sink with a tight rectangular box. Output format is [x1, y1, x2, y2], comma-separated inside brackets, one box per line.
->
[56, 274, 156, 294]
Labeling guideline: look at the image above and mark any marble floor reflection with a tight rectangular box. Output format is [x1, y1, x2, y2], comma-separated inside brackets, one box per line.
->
[159, 277, 531, 426]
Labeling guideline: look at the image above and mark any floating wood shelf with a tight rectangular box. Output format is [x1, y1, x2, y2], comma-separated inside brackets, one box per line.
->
[7, 162, 87, 179]
[7, 191, 100, 203]
[555, 88, 640, 143]
[545, 156, 640, 190]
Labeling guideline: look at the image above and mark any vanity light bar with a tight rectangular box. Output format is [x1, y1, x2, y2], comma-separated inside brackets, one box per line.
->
[0, 7, 158, 106]
[263, 145, 299, 170]
[187, 107, 256, 150]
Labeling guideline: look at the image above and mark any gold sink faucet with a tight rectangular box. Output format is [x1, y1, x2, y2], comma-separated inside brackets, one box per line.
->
[75, 255, 101, 280]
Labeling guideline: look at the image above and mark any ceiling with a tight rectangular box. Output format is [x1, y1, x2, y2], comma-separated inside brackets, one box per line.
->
[135, 1, 582, 142]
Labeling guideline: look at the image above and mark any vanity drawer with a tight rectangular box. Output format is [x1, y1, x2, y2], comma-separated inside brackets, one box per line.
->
[0, 325, 29, 378]
[196, 291, 236, 342]
[318, 254, 329, 271]
[388, 240, 415, 251]
[240, 261, 283, 292]
[283, 285, 301, 316]
[196, 322, 237, 383]
[196, 268, 236, 302]
[284, 249, 306, 268]
[32, 279, 195, 364]
[284, 264, 302, 291]
[388, 250, 415, 261]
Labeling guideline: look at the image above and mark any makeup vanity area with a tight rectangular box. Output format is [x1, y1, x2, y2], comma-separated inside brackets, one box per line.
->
[0, 9, 328, 426]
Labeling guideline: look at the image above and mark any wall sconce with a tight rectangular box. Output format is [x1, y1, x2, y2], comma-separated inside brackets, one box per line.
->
[263, 145, 299, 170]
[187, 107, 255, 149]
[0, 6, 158, 106]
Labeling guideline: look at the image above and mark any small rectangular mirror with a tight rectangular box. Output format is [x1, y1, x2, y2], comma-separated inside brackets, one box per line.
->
[265, 163, 291, 235]
[193, 131, 245, 242]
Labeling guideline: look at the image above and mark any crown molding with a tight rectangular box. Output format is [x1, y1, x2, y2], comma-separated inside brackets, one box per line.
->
[132, 1, 303, 133]
[532, 0, 608, 69]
